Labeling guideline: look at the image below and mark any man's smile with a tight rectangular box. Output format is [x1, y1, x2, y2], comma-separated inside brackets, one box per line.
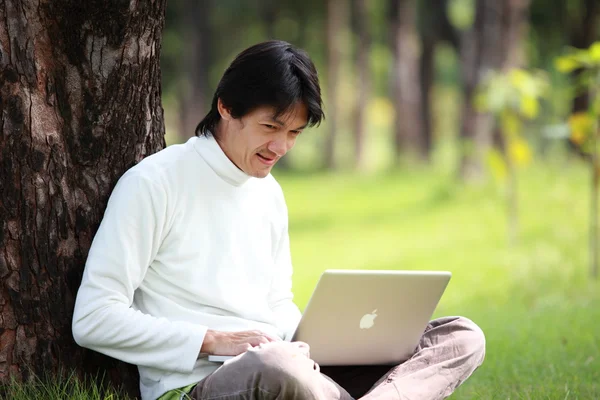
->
[257, 153, 277, 166]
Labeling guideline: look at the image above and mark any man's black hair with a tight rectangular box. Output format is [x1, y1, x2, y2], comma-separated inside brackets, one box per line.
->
[195, 40, 324, 136]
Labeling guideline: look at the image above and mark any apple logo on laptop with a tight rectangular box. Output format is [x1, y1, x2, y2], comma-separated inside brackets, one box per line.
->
[360, 309, 378, 329]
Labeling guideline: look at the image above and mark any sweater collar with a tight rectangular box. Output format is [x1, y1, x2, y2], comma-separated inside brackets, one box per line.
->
[193, 134, 252, 186]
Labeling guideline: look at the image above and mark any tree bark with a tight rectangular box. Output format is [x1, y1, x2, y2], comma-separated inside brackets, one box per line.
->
[324, 0, 346, 170]
[179, 0, 212, 141]
[352, 0, 370, 170]
[391, 0, 423, 163]
[0, 0, 166, 396]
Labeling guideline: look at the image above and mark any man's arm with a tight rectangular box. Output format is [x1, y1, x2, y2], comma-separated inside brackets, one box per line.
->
[72, 171, 206, 374]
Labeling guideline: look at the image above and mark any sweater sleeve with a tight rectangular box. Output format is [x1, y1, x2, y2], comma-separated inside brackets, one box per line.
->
[268, 212, 302, 341]
[72, 170, 206, 374]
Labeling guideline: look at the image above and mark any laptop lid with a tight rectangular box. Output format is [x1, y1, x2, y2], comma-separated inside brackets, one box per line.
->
[291, 269, 451, 366]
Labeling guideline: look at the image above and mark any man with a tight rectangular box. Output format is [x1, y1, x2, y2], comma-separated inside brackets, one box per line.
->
[72, 40, 485, 400]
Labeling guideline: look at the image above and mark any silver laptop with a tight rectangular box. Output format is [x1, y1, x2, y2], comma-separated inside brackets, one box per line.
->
[290, 269, 451, 366]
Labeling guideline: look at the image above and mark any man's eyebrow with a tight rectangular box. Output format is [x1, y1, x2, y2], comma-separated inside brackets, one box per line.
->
[270, 117, 307, 131]
[290, 123, 308, 131]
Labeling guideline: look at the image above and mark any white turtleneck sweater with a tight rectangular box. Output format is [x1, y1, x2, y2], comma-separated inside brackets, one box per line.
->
[72, 135, 302, 400]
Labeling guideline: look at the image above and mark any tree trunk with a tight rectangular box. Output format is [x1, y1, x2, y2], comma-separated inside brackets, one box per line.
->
[391, 0, 423, 163]
[179, 0, 211, 141]
[419, 36, 434, 162]
[458, 0, 529, 181]
[505, 143, 519, 245]
[569, 0, 600, 149]
[502, 0, 530, 69]
[324, 0, 345, 170]
[0, 0, 166, 396]
[261, 0, 278, 39]
[352, 0, 370, 170]
[458, 0, 499, 181]
[591, 115, 599, 279]
[499, 112, 521, 246]
[418, 0, 459, 162]
[571, 0, 600, 278]
[500, 0, 530, 245]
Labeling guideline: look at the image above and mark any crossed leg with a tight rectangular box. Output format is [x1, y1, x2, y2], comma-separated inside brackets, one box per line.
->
[189, 316, 485, 400]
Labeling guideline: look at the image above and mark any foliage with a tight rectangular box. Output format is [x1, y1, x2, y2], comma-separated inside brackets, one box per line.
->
[475, 68, 549, 172]
[555, 42, 600, 74]
[447, 0, 475, 31]
[475, 69, 548, 119]
[568, 112, 596, 152]
[556, 41, 600, 153]
[472, 69, 548, 243]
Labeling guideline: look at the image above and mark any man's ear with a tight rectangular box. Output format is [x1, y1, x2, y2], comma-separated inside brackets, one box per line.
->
[217, 98, 233, 121]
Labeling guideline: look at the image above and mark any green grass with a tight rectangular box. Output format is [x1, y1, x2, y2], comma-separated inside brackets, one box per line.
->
[4, 160, 599, 399]
[1, 371, 126, 400]
[279, 160, 600, 399]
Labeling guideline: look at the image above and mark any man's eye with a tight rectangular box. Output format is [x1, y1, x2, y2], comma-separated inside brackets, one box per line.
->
[264, 124, 276, 129]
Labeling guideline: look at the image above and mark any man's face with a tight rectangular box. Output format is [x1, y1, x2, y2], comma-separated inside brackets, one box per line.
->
[216, 101, 308, 178]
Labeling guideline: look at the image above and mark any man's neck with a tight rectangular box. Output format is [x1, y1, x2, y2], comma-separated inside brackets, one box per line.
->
[212, 123, 243, 173]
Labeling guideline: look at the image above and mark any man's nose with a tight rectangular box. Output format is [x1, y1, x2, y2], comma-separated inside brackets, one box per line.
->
[267, 137, 288, 157]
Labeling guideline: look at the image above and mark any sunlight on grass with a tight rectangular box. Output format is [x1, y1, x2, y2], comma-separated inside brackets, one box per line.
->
[276, 160, 600, 399]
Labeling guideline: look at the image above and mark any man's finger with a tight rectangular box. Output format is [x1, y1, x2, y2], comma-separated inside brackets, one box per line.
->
[264, 333, 282, 342]
[247, 336, 269, 347]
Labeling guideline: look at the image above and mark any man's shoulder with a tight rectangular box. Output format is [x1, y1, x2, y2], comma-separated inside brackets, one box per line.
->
[121, 140, 196, 185]
[257, 174, 288, 218]
[263, 173, 283, 190]
[261, 174, 286, 200]
[137, 141, 192, 170]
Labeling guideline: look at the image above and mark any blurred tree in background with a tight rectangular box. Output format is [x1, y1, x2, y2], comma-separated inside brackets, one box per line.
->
[556, 41, 600, 278]
[158, 1, 600, 280]
[351, 0, 371, 170]
[475, 68, 548, 244]
[161, 0, 599, 177]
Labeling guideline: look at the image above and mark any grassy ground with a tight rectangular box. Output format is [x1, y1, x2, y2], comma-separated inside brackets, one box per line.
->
[279, 160, 600, 399]
[1, 372, 126, 400]
[3, 160, 598, 399]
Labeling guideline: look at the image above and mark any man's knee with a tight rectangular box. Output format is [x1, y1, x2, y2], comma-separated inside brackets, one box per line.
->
[452, 316, 486, 365]
[196, 343, 329, 399]
[245, 342, 322, 396]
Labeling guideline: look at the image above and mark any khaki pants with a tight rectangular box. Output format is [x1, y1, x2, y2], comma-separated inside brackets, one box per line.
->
[189, 316, 485, 400]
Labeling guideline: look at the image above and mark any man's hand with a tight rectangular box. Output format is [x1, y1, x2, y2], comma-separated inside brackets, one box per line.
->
[200, 329, 282, 356]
